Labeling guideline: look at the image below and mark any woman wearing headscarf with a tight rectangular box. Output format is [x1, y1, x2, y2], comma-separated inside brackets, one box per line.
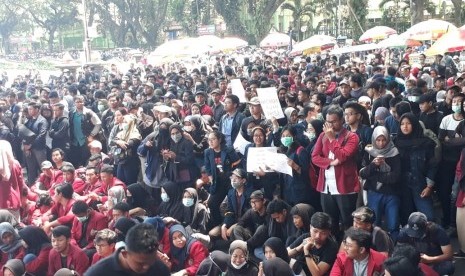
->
[169, 224, 208, 276]
[263, 237, 290, 263]
[16, 226, 52, 276]
[164, 124, 195, 190]
[226, 240, 258, 276]
[242, 126, 280, 201]
[178, 188, 209, 234]
[109, 112, 141, 185]
[305, 119, 324, 210]
[137, 117, 174, 199]
[394, 113, 437, 224]
[290, 203, 315, 242]
[126, 183, 155, 215]
[157, 181, 185, 222]
[278, 125, 316, 206]
[183, 115, 209, 172]
[144, 216, 171, 255]
[260, 258, 294, 276]
[360, 126, 401, 239]
[195, 250, 229, 276]
[0, 222, 23, 268]
[2, 259, 26, 276]
[0, 140, 25, 221]
[113, 217, 136, 250]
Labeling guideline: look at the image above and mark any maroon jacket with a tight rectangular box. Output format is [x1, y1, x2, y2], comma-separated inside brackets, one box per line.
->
[0, 161, 25, 209]
[71, 210, 108, 250]
[330, 249, 387, 276]
[47, 243, 89, 276]
[311, 128, 360, 194]
[16, 245, 52, 276]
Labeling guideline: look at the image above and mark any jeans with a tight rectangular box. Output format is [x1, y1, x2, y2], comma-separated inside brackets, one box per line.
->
[400, 185, 434, 224]
[367, 190, 400, 240]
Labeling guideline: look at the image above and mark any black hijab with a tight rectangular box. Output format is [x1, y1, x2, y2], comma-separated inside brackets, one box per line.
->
[18, 226, 51, 256]
[196, 251, 229, 276]
[263, 258, 294, 276]
[395, 113, 433, 149]
[157, 181, 184, 221]
[290, 203, 315, 233]
[263, 237, 290, 263]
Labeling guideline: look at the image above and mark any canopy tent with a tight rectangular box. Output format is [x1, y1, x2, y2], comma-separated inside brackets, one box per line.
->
[290, 34, 336, 56]
[377, 34, 422, 48]
[359, 26, 397, 42]
[217, 37, 248, 51]
[259, 32, 295, 48]
[330, 43, 379, 55]
[425, 25, 465, 56]
[402, 19, 457, 41]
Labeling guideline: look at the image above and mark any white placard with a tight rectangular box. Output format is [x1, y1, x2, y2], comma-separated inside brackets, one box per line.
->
[230, 79, 247, 103]
[233, 132, 251, 155]
[267, 153, 293, 176]
[246, 147, 278, 173]
[257, 87, 285, 119]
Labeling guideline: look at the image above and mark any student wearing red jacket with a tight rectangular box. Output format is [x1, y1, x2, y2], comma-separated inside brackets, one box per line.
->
[91, 229, 117, 265]
[17, 226, 52, 276]
[312, 105, 360, 236]
[70, 201, 108, 258]
[330, 228, 386, 276]
[47, 226, 89, 276]
[43, 183, 76, 233]
[89, 164, 126, 203]
[168, 224, 208, 276]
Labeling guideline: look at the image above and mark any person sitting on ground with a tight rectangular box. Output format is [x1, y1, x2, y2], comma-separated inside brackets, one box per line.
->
[91, 229, 117, 265]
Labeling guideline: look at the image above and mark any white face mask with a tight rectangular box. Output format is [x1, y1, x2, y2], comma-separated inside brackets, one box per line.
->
[230, 261, 247, 270]
[182, 198, 194, 207]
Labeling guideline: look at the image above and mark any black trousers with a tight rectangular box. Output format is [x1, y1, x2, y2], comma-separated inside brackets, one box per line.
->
[320, 192, 358, 238]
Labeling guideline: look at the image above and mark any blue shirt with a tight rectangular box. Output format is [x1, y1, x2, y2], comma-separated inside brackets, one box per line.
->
[222, 112, 236, 147]
[72, 112, 86, 146]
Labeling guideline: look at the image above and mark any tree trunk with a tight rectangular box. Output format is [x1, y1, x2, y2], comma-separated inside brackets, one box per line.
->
[411, 0, 424, 26]
[451, 0, 462, 27]
[0, 32, 11, 55]
[47, 28, 56, 52]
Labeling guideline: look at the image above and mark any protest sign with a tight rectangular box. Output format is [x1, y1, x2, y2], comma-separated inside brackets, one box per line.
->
[257, 87, 285, 119]
[231, 79, 247, 103]
[246, 147, 278, 172]
[233, 132, 251, 155]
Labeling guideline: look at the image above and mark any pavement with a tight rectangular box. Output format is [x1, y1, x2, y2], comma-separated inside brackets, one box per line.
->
[451, 238, 465, 275]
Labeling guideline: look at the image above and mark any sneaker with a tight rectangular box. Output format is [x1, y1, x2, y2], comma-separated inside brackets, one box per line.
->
[453, 250, 465, 259]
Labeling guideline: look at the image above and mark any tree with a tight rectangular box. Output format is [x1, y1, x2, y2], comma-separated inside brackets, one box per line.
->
[92, 0, 168, 48]
[347, 0, 368, 39]
[0, 3, 22, 54]
[280, 0, 316, 41]
[10, 0, 79, 52]
[379, 0, 438, 26]
[212, 0, 286, 45]
[450, 0, 462, 27]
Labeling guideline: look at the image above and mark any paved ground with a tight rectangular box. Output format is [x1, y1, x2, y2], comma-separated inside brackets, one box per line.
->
[451, 238, 464, 275]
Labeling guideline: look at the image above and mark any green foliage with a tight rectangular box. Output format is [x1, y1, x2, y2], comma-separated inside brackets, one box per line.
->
[281, 0, 317, 41]
[212, 0, 286, 45]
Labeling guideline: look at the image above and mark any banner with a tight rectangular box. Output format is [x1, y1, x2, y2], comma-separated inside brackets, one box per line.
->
[257, 87, 285, 119]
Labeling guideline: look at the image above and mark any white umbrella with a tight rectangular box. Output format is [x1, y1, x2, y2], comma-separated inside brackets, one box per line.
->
[402, 19, 457, 41]
[330, 43, 380, 55]
[259, 32, 294, 48]
[359, 26, 397, 42]
[291, 34, 336, 55]
[377, 34, 422, 48]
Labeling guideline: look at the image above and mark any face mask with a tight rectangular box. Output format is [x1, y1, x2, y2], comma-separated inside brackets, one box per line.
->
[161, 193, 170, 202]
[182, 198, 194, 207]
[281, 137, 293, 147]
[230, 261, 247, 270]
[183, 126, 193, 132]
[171, 133, 182, 143]
[231, 180, 243, 189]
[97, 104, 105, 112]
[77, 216, 88, 223]
[247, 129, 253, 136]
[122, 124, 129, 131]
[305, 131, 316, 140]
[452, 105, 462, 114]
[408, 96, 419, 102]
[122, 101, 129, 107]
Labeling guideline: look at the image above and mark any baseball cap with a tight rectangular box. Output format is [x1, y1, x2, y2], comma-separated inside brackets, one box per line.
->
[144, 82, 154, 89]
[405, 212, 428, 238]
[41, 161, 53, 170]
[210, 89, 220, 95]
[339, 79, 350, 86]
[153, 105, 171, 114]
[250, 190, 265, 200]
[352, 206, 375, 223]
[247, 97, 260, 105]
[162, 92, 175, 99]
[195, 90, 207, 97]
[231, 168, 247, 179]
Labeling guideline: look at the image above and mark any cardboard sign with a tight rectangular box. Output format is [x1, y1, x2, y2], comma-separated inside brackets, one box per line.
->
[230, 79, 247, 103]
[246, 147, 278, 172]
[257, 87, 285, 119]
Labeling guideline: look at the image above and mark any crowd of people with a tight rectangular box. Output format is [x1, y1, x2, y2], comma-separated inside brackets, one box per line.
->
[0, 46, 464, 276]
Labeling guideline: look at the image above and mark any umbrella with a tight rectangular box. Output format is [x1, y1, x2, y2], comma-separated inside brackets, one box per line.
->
[377, 34, 422, 48]
[221, 37, 248, 49]
[290, 34, 336, 55]
[402, 19, 457, 41]
[425, 25, 465, 56]
[330, 43, 380, 55]
[359, 26, 397, 42]
[259, 32, 295, 48]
